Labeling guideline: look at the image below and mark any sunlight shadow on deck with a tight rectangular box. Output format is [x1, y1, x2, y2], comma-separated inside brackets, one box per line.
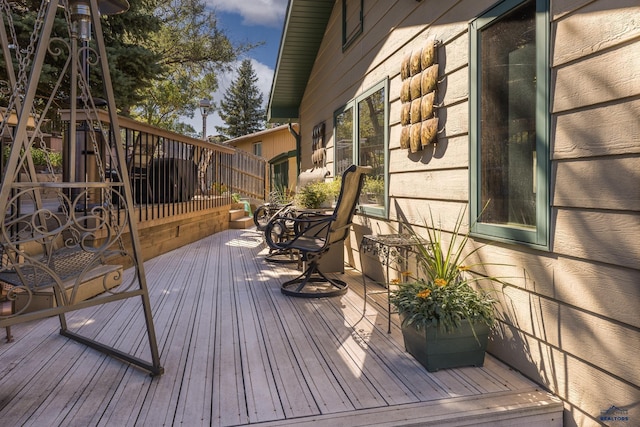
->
[225, 230, 264, 248]
[0, 228, 562, 426]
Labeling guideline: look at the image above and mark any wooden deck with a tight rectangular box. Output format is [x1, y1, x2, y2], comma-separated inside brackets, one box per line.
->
[0, 228, 562, 426]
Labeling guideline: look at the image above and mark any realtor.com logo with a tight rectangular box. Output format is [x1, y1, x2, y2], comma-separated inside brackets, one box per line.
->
[600, 405, 629, 423]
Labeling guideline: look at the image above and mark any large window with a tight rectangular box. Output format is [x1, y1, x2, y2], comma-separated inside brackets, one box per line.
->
[334, 79, 388, 217]
[470, 0, 549, 248]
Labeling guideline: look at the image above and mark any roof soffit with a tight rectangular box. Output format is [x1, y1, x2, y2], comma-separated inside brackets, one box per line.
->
[267, 0, 335, 122]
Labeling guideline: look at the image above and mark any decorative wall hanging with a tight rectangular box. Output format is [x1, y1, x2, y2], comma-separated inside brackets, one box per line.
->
[410, 123, 421, 153]
[400, 126, 410, 149]
[410, 74, 422, 100]
[421, 117, 439, 148]
[401, 53, 411, 80]
[421, 92, 435, 119]
[401, 103, 411, 126]
[410, 49, 422, 76]
[399, 39, 439, 153]
[312, 122, 326, 166]
[410, 99, 421, 124]
[401, 79, 411, 103]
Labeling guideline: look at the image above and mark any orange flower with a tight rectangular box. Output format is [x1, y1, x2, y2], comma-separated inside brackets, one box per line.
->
[416, 289, 431, 299]
[458, 265, 470, 271]
[434, 278, 447, 287]
[390, 278, 400, 285]
[401, 271, 412, 278]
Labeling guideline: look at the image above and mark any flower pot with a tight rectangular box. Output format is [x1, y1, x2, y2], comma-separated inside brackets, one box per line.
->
[401, 319, 490, 372]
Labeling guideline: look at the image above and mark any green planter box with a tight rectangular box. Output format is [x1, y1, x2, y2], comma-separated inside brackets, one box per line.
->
[401, 320, 490, 372]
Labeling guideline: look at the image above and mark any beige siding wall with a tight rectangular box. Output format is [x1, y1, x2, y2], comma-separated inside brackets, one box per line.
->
[297, 1, 640, 426]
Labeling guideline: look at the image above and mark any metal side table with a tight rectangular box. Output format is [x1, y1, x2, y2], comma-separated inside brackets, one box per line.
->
[359, 234, 427, 333]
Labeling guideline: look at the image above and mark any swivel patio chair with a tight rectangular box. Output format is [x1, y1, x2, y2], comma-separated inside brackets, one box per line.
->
[264, 164, 371, 298]
[258, 202, 300, 265]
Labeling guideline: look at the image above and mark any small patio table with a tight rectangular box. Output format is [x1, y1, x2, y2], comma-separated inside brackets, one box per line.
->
[359, 233, 428, 333]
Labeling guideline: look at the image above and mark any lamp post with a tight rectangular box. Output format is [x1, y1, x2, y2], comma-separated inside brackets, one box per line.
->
[199, 99, 211, 141]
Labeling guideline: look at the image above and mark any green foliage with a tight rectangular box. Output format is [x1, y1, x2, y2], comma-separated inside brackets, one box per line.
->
[270, 186, 294, 204]
[390, 207, 509, 333]
[363, 176, 384, 195]
[295, 181, 331, 209]
[215, 59, 266, 140]
[1, 0, 253, 132]
[3, 146, 61, 170]
[211, 182, 228, 195]
[324, 177, 342, 200]
[391, 277, 495, 334]
[129, 0, 255, 130]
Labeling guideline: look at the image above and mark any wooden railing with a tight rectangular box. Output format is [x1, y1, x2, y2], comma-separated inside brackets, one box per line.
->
[2, 110, 268, 254]
[54, 110, 267, 223]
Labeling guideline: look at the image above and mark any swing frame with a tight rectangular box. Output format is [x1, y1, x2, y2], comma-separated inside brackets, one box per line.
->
[0, 0, 163, 376]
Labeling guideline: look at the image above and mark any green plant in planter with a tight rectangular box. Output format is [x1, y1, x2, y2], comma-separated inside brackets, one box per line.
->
[390, 207, 507, 333]
[389, 207, 510, 371]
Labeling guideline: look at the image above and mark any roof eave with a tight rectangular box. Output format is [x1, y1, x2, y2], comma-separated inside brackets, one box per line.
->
[267, 0, 335, 123]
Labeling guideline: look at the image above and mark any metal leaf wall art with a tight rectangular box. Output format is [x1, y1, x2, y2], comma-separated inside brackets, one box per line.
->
[399, 40, 439, 153]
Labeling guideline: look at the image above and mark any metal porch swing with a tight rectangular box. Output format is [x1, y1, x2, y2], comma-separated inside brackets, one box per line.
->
[0, 0, 163, 375]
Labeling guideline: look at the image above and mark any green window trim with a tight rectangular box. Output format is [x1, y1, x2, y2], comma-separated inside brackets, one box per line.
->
[342, 0, 363, 51]
[333, 78, 389, 218]
[469, 0, 550, 249]
[269, 149, 296, 165]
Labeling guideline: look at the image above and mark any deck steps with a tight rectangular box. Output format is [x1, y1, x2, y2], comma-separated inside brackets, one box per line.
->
[229, 202, 254, 229]
[254, 389, 562, 426]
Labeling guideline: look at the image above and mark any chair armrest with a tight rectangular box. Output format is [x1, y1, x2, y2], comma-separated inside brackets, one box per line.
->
[264, 213, 334, 251]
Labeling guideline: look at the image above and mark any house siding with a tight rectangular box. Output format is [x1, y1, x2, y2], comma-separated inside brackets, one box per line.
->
[295, 1, 640, 426]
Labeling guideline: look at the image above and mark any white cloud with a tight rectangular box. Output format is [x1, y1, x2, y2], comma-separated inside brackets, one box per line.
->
[210, 0, 289, 28]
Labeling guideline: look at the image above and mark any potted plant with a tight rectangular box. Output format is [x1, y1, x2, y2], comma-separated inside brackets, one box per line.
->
[295, 179, 339, 209]
[390, 207, 506, 372]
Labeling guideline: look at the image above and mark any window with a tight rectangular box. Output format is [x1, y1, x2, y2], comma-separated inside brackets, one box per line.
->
[342, 0, 363, 50]
[253, 142, 262, 157]
[469, 0, 549, 248]
[334, 79, 388, 217]
[269, 150, 295, 196]
[272, 160, 288, 194]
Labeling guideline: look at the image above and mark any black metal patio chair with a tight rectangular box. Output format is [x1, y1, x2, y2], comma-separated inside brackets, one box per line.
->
[264, 164, 371, 298]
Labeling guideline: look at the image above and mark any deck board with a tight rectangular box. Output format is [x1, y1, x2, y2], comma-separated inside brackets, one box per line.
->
[0, 228, 562, 426]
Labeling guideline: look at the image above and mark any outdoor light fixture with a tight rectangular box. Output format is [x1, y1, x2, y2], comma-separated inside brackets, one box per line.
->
[199, 99, 212, 140]
[70, 1, 91, 40]
[69, 0, 129, 40]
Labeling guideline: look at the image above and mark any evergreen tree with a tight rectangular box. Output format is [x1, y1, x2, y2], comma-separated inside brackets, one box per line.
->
[0, 0, 253, 133]
[132, 0, 254, 132]
[215, 60, 266, 140]
[0, 0, 161, 118]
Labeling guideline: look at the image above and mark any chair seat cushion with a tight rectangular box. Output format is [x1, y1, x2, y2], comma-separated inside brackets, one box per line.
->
[287, 236, 326, 252]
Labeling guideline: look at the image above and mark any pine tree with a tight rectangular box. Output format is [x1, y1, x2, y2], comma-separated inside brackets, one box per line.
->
[215, 60, 266, 140]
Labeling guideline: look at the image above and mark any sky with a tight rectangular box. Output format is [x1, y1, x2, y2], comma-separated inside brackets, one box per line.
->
[188, 0, 290, 137]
